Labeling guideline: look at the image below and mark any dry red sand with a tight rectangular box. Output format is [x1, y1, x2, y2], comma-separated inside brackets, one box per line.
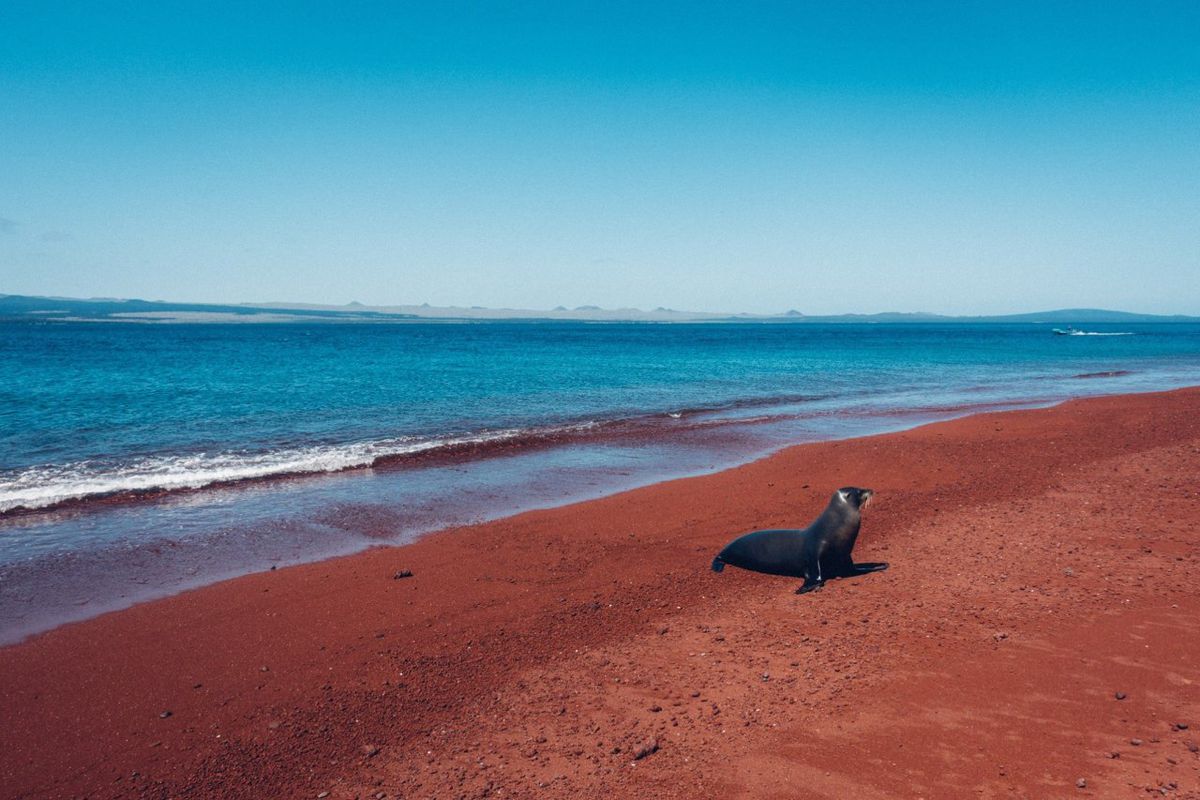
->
[2, 389, 1199, 800]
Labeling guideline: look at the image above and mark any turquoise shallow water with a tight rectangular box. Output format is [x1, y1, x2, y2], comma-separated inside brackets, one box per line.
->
[2, 320, 1199, 640]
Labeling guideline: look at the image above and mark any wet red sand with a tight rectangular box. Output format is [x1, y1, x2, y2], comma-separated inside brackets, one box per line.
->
[2, 388, 1199, 799]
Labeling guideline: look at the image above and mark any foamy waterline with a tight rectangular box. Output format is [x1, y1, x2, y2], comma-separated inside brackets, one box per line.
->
[0, 377, 1152, 517]
[0, 424, 602, 514]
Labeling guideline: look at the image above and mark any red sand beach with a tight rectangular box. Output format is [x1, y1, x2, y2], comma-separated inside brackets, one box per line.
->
[2, 388, 1199, 799]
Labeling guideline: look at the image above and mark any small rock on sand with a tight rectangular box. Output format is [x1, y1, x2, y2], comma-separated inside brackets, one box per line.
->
[393, 570, 413, 579]
[633, 738, 659, 760]
[1076, 778, 1087, 788]
[361, 744, 380, 757]
[1115, 691, 1127, 700]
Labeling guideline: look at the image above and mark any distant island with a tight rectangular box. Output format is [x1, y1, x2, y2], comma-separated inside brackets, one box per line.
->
[1, 294, 1196, 324]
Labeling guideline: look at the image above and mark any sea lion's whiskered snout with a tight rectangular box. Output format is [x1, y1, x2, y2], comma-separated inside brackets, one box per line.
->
[836, 486, 874, 508]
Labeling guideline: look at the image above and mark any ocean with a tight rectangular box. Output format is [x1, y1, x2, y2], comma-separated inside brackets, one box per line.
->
[2, 320, 1199, 641]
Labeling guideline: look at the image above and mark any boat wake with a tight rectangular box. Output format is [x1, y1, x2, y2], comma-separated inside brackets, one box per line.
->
[1053, 327, 1135, 336]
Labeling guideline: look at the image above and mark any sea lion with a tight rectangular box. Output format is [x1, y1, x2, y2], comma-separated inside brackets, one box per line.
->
[711, 487, 888, 594]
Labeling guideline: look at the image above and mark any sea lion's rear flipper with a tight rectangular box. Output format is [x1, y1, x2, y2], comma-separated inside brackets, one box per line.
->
[850, 562, 889, 574]
[711, 556, 726, 573]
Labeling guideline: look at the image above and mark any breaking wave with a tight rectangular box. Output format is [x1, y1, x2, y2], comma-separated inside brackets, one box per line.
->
[0, 424, 603, 515]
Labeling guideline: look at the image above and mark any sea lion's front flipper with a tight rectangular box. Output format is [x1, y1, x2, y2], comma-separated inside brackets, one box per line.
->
[796, 561, 824, 594]
[850, 562, 889, 574]
[795, 578, 823, 594]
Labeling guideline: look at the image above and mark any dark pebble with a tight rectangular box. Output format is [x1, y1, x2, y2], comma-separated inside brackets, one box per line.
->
[633, 738, 659, 760]
[1115, 691, 1127, 700]
[393, 569, 413, 579]
[159, 710, 172, 719]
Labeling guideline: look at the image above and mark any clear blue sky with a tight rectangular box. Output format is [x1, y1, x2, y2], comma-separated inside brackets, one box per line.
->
[1, 1, 1197, 314]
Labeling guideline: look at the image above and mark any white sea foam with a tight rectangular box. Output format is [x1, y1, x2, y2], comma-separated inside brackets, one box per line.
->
[0, 423, 599, 514]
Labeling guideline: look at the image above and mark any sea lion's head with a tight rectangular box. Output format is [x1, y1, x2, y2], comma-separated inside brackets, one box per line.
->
[836, 487, 874, 509]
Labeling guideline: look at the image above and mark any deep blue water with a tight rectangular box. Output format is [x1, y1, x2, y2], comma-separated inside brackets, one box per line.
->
[2, 320, 1199, 641]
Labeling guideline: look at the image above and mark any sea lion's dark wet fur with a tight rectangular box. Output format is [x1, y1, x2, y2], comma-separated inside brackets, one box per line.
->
[711, 487, 888, 594]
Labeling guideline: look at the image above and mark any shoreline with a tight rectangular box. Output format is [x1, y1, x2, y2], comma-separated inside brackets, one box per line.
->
[0, 389, 1064, 519]
[5, 360, 1188, 521]
[2, 387, 1199, 798]
[0, 392, 1070, 646]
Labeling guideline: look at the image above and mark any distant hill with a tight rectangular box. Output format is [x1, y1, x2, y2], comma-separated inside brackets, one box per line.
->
[959, 308, 1200, 324]
[0, 295, 419, 323]
[735, 308, 1200, 324]
[0, 294, 1195, 324]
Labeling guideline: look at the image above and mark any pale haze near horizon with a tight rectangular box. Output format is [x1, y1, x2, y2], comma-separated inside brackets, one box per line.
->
[1, 3, 1197, 316]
